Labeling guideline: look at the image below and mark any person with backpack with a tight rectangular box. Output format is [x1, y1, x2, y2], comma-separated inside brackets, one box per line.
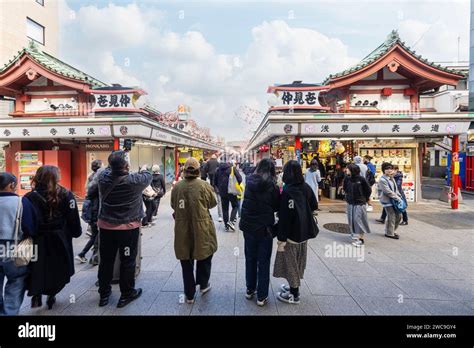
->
[376, 165, 408, 225]
[343, 164, 372, 247]
[377, 162, 403, 240]
[0, 173, 38, 315]
[26, 166, 82, 310]
[171, 158, 217, 304]
[239, 159, 280, 307]
[76, 160, 103, 264]
[141, 165, 157, 228]
[364, 155, 376, 175]
[215, 156, 242, 232]
[274, 160, 319, 304]
[97, 151, 152, 308]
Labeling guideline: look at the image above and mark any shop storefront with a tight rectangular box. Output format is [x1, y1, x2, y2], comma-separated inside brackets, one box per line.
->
[247, 31, 470, 204]
[0, 41, 222, 197]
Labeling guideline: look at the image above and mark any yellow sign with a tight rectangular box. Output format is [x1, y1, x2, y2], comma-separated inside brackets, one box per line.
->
[440, 157, 447, 166]
[454, 161, 460, 175]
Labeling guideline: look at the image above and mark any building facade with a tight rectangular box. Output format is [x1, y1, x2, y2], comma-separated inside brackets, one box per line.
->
[247, 31, 470, 203]
[0, 42, 222, 198]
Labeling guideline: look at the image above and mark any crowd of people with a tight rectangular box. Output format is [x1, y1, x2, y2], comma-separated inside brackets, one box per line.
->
[0, 150, 408, 314]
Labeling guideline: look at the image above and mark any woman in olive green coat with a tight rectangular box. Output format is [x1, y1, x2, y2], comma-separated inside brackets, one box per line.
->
[171, 157, 218, 303]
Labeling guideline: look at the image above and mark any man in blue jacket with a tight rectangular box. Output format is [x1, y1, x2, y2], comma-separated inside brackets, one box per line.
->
[0, 172, 38, 315]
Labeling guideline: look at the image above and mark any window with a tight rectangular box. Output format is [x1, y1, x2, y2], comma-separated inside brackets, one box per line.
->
[35, 0, 44, 5]
[26, 17, 44, 45]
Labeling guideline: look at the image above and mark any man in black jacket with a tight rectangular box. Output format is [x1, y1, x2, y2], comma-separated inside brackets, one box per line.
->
[204, 154, 219, 186]
[214, 158, 242, 231]
[97, 151, 152, 308]
[151, 164, 166, 218]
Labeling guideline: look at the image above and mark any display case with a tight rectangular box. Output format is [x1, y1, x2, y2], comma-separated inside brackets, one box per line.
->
[359, 145, 416, 202]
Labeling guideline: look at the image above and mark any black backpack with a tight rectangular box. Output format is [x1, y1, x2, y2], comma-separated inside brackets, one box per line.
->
[366, 169, 376, 186]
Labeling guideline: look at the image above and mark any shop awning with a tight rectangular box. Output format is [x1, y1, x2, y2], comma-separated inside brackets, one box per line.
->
[247, 112, 473, 151]
[0, 115, 223, 151]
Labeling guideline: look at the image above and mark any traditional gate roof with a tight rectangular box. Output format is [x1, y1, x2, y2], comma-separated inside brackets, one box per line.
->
[0, 40, 107, 89]
[323, 30, 465, 88]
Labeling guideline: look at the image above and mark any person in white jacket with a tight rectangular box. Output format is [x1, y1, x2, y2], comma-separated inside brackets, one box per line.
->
[304, 158, 321, 203]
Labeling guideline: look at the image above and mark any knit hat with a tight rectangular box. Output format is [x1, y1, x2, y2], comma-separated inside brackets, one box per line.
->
[184, 158, 200, 178]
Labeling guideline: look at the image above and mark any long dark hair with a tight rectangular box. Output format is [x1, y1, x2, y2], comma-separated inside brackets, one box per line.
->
[31, 165, 63, 211]
[282, 160, 304, 185]
[255, 158, 276, 181]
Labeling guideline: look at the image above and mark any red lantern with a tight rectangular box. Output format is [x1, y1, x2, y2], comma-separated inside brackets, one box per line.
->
[381, 88, 392, 97]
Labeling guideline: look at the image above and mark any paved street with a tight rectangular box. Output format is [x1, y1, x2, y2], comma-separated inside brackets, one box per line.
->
[20, 193, 473, 316]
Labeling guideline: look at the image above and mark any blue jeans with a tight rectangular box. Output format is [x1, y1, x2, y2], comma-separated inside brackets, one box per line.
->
[244, 231, 273, 301]
[0, 256, 28, 315]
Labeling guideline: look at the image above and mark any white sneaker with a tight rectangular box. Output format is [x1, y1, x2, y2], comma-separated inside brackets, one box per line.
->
[218, 217, 223, 222]
[277, 291, 300, 304]
[256, 297, 268, 307]
[75, 255, 87, 263]
[352, 239, 364, 248]
[200, 284, 212, 295]
[280, 284, 290, 293]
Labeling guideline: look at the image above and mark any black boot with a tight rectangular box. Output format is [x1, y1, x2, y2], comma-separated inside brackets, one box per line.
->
[31, 295, 42, 308]
[47, 295, 56, 310]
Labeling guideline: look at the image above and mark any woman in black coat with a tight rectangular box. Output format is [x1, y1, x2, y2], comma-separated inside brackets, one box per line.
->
[273, 160, 319, 305]
[26, 165, 82, 309]
[239, 158, 280, 307]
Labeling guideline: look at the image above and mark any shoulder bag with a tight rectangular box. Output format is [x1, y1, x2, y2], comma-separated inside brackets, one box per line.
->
[13, 197, 34, 267]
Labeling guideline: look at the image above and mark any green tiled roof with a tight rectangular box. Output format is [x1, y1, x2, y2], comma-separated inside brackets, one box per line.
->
[1, 40, 107, 88]
[323, 30, 466, 85]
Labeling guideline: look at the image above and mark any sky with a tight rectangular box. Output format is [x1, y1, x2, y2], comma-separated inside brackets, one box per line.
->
[59, 0, 470, 141]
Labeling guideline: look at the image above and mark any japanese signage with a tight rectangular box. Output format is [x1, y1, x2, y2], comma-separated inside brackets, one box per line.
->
[92, 93, 136, 111]
[274, 90, 322, 107]
[17, 152, 42, 190]
[300, 122, 468, 136]
[0, 125, 111, 139]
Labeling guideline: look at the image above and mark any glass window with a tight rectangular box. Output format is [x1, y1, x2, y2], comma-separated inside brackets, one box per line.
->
[26, 17, 44, 45]
[36, 0, 44, 5]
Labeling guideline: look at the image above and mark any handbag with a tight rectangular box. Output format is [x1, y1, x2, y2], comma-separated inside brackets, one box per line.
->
[227, 166, 240, 196]
[12, 197, 34, 267]
[391, 197, 407, 214]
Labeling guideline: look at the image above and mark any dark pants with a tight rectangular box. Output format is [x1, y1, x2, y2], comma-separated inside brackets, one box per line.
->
[142, 199, 156, 225]
[180, 255, 213, 300]
[208, 173, 216, 187]
[244, 231, 273, 301]
[381, 207, 408, 222]
[221, 193, 238, 224]
[152, 197, 161, 217]
[98, 228, 139, 298]
[79, 222, 99, 258]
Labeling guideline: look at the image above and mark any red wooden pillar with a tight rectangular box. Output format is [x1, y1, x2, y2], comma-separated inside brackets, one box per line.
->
[113, 138, 120, 151]
[451, 135, 459, 209]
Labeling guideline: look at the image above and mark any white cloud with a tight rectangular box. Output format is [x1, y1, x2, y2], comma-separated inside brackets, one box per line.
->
[59, 2, 468, 141]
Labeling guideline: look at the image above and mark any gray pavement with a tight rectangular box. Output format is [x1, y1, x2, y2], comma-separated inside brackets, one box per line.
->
[20, 193, 473, 316]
